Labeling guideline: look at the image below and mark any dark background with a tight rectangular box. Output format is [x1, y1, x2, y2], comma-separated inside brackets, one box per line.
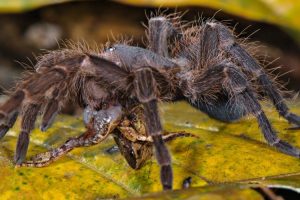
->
[0, 0, 299, 94]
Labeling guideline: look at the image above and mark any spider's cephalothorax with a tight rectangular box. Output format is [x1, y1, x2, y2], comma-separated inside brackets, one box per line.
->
[0, 13, 300, 190]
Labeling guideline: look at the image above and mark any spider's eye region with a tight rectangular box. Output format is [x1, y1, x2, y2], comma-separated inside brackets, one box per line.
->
[107, 47, 116, 52]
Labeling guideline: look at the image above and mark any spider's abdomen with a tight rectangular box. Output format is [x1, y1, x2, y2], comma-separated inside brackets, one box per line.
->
[190, 94, 247, 122]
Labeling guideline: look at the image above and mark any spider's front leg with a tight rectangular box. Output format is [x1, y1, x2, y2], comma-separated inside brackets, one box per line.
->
[20, 105, 123, 167]
[133, 67, 173, 190]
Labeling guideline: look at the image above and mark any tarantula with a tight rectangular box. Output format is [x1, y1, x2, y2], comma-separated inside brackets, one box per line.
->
[0, 13, 300, 190]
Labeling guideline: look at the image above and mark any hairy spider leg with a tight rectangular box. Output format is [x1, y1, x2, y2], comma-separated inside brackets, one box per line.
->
[206, 21, 300, 126]
[184, 23, 248, 122]
[1, 55, 94, 165]
[14, 53, 129, 166]
[0, 67, 68, 165]
[15, 104, 41, 164]
[0, 91, 25, 138]
[192, 63, 300, 157]
[148, 16, 246, 122]
[0, 112, 19, 139]
[40, 84, 67, 132]
[148, 16, 179, 58]
[20, 105, 123, 167]
[225, 65, 300, 157]
[20, 54, 131, 166]
[134, 67, 173, 190]
[18, 52, 132, 166]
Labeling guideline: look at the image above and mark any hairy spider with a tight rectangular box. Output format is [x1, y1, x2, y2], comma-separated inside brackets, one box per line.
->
[0, 12, 300, 190]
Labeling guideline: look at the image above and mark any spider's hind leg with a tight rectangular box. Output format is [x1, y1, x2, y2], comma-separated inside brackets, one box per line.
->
[222, 65, 300, 157]
[148, 16, 180, 58]
[206, 21, 300, 126]
[184, 62, 300, 157]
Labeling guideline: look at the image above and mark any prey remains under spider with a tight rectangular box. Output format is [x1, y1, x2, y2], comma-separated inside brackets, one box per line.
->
[1, 12, 300, 190]
[20, 105, 194, 169]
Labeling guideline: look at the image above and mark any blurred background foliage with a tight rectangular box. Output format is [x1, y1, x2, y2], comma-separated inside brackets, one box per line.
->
[0, 0, 299, 96]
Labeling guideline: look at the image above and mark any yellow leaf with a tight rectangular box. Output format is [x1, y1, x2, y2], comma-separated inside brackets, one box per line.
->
[129, 185, 264, 200]
[0, 0, 72, 13]
[0, 101, 300, 199]
[115, 0, 300, 43]
[1, 1, 300, 42]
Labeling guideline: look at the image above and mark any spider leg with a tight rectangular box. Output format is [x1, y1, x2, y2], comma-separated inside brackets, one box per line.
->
[15, 103, 41, 164]
[0, 67, 68, 164]
[181, 23, 247, 122]
[240, 90, 300, 157]
[148, 16, 179, 57]
[0, 91, 25, 138]
[0, 53, 130, 166]
[182, 63, 247, 122]
[224, 65, 300, 157]
[0, 91, 24, 120]
[40, 99, 60, 132]
[41, 84, 67, 132]
[205, 22, 300, 126]
[220, 64, 299, 157]
[0, 111, 18, 139]
[19, 126, 96, 167]
[15, 70, 69, 164]
[20, 105, 123, 167]
[134, 67, 173, 190]
[184, 62, 300, 157]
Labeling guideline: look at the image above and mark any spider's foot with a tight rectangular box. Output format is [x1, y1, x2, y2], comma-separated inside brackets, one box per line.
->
[0, 125, 9, 139]
[14, 131, 30, 165]
[286, 113, 300, 127]
[273, 139, 300, 158]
